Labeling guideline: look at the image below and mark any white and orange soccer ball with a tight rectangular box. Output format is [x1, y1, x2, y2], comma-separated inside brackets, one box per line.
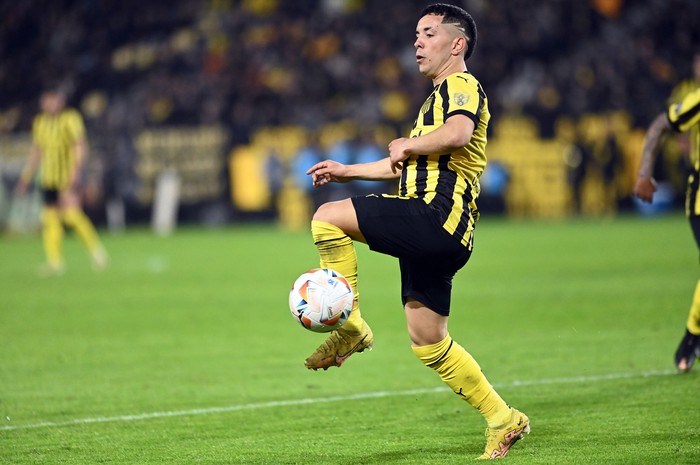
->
[289, 268, 353, 333]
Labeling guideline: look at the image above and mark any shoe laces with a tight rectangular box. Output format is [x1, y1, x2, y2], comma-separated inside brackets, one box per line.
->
[318, 330, 349, 352]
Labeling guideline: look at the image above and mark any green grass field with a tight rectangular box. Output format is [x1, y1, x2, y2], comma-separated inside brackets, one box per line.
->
[1, 214, 699, 464]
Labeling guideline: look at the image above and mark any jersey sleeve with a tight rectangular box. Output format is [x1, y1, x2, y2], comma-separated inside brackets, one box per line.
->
[668, 87, 700, 133]
[63, 109, 87, 142]
[440, 73, 483, 128]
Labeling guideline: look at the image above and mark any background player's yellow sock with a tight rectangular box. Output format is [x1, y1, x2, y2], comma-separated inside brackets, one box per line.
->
[413, 335, 511, 427]
[63, 207, 102, 254]
[41, 208, 64, 268]
[311, 220, 364, 332]
[686, 279, 700, 335]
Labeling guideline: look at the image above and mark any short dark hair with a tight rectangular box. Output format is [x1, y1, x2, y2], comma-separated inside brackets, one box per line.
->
[421, 3, 477, 60]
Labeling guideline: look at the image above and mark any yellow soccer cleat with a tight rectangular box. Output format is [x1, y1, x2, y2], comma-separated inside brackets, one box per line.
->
[304, 320, 373, 370]
[478, 408, 530, 460]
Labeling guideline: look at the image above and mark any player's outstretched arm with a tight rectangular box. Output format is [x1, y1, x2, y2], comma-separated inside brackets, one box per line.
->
[634, 112, 671, 203]
[306, 158, 400, 188]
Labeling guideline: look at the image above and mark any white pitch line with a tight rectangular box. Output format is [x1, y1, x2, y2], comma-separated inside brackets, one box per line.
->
[0, 368, 678, 432]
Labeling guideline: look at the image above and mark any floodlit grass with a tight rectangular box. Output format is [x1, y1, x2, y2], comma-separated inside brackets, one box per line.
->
[1, 214, 699, 464]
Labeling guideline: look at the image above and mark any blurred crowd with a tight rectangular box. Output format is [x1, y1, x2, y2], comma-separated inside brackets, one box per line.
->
[0, 0, 699, 221]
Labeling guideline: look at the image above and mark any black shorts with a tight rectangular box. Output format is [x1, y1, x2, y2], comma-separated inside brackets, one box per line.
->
[42, 188, 60, 205]
[352, 194, 472, 316]
[690, 215, 700, 251]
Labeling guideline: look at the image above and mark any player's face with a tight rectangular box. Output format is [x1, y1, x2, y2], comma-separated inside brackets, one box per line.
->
[414, 14, 462, 80]
[40, 92, 65, 115]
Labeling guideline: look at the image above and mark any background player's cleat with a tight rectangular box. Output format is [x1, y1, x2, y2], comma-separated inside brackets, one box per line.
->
[674, 329, 700, 373]
[38, 261, 65, 278]
[91, 247, 109, 271]
[304, 320, 373, 370]
[477, 408, 530, 460]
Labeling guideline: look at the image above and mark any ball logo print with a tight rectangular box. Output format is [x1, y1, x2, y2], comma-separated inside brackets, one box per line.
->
[289, 268, 353, 333]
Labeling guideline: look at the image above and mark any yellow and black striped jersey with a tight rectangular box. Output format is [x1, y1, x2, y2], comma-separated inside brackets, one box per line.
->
[668, 86, 700, 216]
[32, 108, 86, 189]
[668, 78, 699, 106]
[401, 71, 489, 247]
[668, 86, 700, 171]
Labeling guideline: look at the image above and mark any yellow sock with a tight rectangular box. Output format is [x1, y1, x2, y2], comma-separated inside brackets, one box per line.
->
[41, 208, 64, 268]
[63, 208, 102, 254]
[311, 220, 363, 332]
[413, 335, 511, 427]
[687, 280, 700, 335]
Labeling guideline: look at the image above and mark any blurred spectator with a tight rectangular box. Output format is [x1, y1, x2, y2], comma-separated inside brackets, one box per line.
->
[353, 128, 391, 196]
[291, 133, 325, 209]
[593, 116, 625, 214]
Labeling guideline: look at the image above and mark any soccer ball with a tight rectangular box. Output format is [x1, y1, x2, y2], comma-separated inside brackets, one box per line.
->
[289, 268, 354, 333]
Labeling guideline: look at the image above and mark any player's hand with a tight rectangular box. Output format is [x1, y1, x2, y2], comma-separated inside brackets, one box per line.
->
[68, 169, 81, 191]
[633, 177, 657, 203]
[306, 160, 350, 187]
[388, 137, 410, 174]
[15, 178, 28, 195]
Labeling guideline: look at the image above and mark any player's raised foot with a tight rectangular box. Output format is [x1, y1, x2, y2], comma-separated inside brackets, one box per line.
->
[674, 329, 700, 373]
[304, 320, 373, 370]
[477, 408, 530, 460]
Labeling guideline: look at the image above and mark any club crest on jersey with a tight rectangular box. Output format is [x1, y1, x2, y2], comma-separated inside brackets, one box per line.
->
[453, 93, 469, 106]
[420, 95, 435, 115]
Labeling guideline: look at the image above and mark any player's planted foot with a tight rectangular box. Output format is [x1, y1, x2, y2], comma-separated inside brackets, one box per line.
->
[674, 329, 700, 373]
[91, 247, 109, 271]
[305, 320, 373, 370]
[38, 261, 65, 278]
[477, 407, 530, 460]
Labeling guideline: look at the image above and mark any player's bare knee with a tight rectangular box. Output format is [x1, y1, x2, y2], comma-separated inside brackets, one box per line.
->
[312, 202, 336, 223]
[313, 200, 352, 225]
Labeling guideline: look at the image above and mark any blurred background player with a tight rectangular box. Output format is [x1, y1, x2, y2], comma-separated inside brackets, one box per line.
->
[305, 4, 529, 459]
[634, 85, 700, 372]
[16, 87, 108, 275]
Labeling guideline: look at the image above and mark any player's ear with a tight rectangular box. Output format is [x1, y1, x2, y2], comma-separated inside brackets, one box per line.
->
[452, 35, 467, 57]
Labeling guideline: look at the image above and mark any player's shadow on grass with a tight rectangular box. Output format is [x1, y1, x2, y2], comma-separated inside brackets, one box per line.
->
[336, 445, 484, 464]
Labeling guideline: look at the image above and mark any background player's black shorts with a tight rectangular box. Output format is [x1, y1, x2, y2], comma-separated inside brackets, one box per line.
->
[690, 215, 700, 252]
[352, 194, 471, 316]
[42, 188, 60, 205]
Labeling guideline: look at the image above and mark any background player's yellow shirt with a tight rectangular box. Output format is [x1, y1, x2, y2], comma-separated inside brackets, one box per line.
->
[668, 86, 700, 216]
[400, 71, 490, 247]
[668, 86, 700, 169]
[32, 108, 86, 189]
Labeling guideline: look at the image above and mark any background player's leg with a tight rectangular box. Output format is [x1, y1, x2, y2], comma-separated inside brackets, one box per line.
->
[41, 206, 64, 272]
[675, 279, 700, 372]
[686, 280, 700, 336]
[61, 190, 107, 269]
[675, 216, 700, 371]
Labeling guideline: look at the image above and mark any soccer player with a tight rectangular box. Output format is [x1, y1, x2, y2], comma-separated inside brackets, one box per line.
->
[16, 87, 108, 275]
[634, 85, 700, 372]
[304, 4, 529, 459]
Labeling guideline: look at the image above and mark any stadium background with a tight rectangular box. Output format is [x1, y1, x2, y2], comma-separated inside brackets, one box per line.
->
[0, 0, 699, 231]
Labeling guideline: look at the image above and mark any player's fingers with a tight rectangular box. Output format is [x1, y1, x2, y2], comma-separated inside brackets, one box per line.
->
[306, 161, 328, 175]
[313, 177, 329, 188]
